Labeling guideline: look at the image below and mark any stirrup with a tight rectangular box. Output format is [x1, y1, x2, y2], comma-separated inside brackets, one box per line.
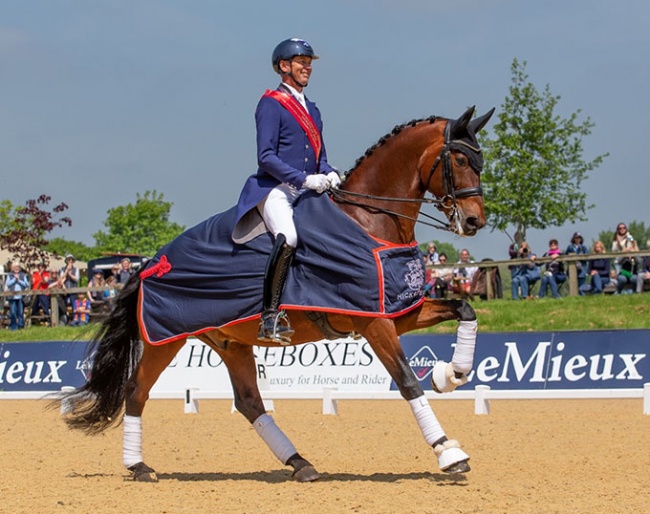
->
[258, 310, 294, 345]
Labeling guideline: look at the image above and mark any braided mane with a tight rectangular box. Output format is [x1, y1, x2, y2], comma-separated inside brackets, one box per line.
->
[345, 115, 439, 176]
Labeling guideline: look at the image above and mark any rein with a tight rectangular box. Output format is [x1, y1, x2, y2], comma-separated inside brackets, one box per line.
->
[330, 120, 483, 232]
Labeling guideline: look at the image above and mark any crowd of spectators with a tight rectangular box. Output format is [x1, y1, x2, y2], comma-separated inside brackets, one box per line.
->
[1, 255, 133, 329]
[422, 222, 650, 301]
[505, 223, 650, 300]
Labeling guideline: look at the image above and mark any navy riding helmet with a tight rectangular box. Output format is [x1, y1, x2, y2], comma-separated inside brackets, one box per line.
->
[272, 38, 319, 74]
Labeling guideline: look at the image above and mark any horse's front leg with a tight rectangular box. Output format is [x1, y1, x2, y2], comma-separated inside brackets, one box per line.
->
[354, 317, 470, 473]
[123, 338, 186, 482]
[214, 341, 320, 482]
[399, 299, 478, 394]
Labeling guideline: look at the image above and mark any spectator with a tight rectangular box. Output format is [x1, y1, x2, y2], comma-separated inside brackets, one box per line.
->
[6, 261, 30, 330]
[611, 223, 638, 271]
[508, 232, 524, 296]
[636, 239, 650, 293]
[60, 253, 80, 305]
[580, 240, 612, 294]
[110, 262, 121, 282]
[453, 249, 478, 296]
[511, 242, 540, 299]
[117, 257, 135, 285]
[87, 268, 108, 312]
[565, 232, 589, 293]
[31, 262, 51, 317]
[70, 296, 91, 326]
[423, 242, 439, 266]
[611, 223, 639, 294]
[431, 253, 454, 298]
[538, 239, 566, 299]
[104, 274, 118, 305]
[47, 269, 68, 325]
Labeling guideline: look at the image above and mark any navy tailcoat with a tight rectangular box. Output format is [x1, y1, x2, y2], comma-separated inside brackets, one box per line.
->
[234, 86, 335, 225]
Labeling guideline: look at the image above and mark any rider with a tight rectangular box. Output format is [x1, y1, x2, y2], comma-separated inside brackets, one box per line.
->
[234, 38, 341, 344]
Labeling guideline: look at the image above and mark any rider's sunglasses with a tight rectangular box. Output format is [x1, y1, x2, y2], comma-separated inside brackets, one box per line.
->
[291, 58, 313, 68]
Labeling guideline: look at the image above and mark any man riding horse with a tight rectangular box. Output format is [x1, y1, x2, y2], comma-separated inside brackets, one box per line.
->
[234, 38, 340, 345]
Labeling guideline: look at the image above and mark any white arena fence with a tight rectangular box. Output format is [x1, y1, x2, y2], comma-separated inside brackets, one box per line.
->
[3, 384, 650, 416]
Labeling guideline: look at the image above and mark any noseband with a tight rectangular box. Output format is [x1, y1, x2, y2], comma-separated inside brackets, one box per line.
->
[330, 119, 483, 232]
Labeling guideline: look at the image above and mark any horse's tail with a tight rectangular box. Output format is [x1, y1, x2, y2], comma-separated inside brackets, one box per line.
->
[62, 270, 143, 434]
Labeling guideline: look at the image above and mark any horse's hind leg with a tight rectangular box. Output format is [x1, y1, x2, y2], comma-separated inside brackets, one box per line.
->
[214, 341, 320, 482]
[123, 338, 186, 482]
[356, 317, 470, 474]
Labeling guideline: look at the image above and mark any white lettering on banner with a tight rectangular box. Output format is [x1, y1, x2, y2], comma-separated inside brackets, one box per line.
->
[617, 354, 645, 380]
[475, 356, 500, 382]
[0, 350, 66, 385]
[470, 341, 647, 384]
[497, 342, 549, 383]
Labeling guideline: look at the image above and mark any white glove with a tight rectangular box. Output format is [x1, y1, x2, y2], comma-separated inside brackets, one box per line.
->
[326, 171, 342, 188]
[303, 174, 330, 194]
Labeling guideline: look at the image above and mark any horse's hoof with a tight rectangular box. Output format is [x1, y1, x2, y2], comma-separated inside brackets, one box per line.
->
[443, 459, 471, 474]
[434, 439, 470, 473]
[127, 462, 159, 482]
[431, 361, 468, 394]
[292, 465, 321, 483]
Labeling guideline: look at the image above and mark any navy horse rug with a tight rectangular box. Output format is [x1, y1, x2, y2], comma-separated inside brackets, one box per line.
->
[138, 193, 426, 345]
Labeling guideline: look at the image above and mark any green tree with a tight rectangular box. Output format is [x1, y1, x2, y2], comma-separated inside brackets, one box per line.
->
[480, 58, 608, 241]
[0, 195, 72, 269]
[47, 237, 96, 263]
[93, 190, 185, 256]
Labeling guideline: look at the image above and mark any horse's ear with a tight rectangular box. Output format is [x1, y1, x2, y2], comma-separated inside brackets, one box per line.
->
[451, 106, 475, 138]
[469, 107, 496, 134]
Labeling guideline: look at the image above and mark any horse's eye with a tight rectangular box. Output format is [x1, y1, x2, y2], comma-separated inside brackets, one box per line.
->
[455, 155, 468, 167]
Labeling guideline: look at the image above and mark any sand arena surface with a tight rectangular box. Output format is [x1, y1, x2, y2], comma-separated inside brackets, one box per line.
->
[1, 398, 648, 514]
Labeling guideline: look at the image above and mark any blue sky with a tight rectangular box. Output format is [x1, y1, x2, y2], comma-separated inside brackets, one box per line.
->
[1, 0, 647, 260]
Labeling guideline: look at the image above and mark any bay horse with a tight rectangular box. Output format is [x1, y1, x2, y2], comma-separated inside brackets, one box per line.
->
[62, 105, 494, 482]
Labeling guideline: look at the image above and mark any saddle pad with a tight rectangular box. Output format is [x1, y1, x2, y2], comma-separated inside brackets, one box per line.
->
[138, 193, 425, 345]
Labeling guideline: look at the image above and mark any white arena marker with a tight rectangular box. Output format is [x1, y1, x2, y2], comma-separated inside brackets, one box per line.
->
[644, 383, 650, 415]
[59, 386, 76, 415]
[474, 385, 490, 415]
[257, 368, 275, 413]
[185, 388, 199, 414]
[322, 387, 338, 415]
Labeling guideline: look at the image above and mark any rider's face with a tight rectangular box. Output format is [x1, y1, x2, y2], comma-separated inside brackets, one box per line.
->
[280, 57, 312, 90]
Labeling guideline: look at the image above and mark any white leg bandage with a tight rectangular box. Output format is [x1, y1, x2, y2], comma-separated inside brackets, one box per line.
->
[253, 413, 297, 465]
[451, 319, 477, 375]
[408, 396, 445, 446]
[123, 415, 143, 468]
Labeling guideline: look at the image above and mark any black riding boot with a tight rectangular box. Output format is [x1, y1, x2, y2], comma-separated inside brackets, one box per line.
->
[258, 234, 296, 344]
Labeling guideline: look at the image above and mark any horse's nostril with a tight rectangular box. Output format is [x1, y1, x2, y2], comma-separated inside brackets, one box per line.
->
[466, 217, 484, 231]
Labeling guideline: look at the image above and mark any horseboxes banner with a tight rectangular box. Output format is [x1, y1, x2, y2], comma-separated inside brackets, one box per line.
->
[0, 330, 647, 393]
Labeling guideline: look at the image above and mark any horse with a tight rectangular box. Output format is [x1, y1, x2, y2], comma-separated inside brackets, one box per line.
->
[61, 105, 495, 482]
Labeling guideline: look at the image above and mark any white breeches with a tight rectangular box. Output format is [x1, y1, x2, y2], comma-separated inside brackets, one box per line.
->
[257, 184, 302, 247]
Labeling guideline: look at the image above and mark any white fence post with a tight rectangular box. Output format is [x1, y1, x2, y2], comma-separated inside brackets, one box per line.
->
[322, 387, 338, 415]
[184, 388, 199, 414]
[644, 383, 650, 415]
[474, 385, 490, 415]
[59, 386, 76, 415]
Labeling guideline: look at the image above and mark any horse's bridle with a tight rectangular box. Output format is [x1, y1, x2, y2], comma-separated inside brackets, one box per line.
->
[330, 119, 483, 232]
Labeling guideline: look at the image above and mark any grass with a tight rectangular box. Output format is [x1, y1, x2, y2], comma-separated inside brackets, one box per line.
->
[1, 293, 649, 342]
[422, 292, 650, 334]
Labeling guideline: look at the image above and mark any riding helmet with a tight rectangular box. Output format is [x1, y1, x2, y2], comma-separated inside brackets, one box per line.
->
[272, 38, 319, 74]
